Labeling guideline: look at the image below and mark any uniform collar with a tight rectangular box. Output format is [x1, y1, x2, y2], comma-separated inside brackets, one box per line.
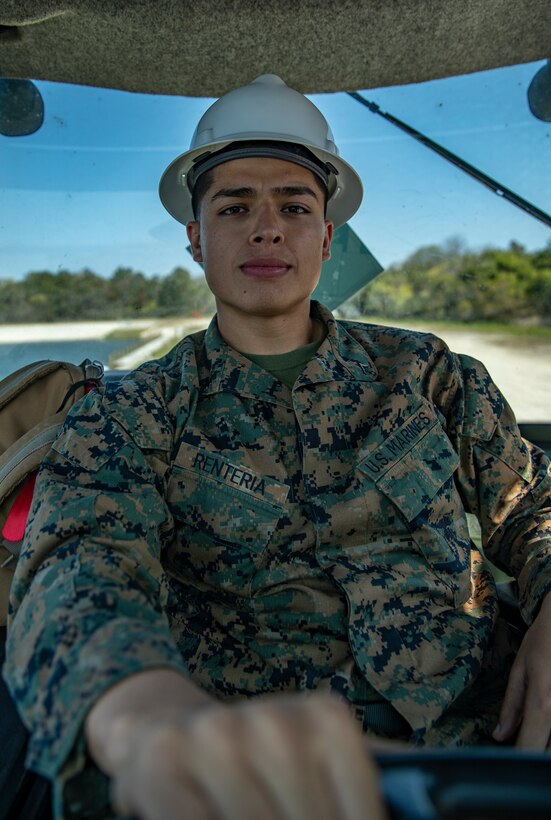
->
[199, 302, 377, 403]
[200, 318, 292, 405]
[298, 302, 378, 387]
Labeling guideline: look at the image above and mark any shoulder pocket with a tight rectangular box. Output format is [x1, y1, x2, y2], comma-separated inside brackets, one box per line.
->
[358, 402, 469, 603]
[358, 400, 459, 520]
[371, 430, 459, 522]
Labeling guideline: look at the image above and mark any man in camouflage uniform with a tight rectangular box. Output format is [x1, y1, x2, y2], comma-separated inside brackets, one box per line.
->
[3, 75, 551, 820]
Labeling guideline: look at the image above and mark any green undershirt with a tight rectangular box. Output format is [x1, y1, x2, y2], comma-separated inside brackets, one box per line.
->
[242, 331, 326, 388]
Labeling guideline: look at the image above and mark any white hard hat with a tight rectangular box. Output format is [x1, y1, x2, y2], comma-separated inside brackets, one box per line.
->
[159, 74, 363, 228]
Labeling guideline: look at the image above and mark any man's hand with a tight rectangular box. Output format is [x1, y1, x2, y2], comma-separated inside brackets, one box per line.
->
[494, 590, 551, 749]
[86, 670, 387, 820]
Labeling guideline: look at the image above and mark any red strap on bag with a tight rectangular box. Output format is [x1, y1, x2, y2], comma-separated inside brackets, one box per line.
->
[1, 381, 98, 545]
[2, 471, 37, 542]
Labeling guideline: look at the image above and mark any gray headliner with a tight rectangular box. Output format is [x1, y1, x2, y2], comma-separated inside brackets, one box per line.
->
[1, 1, 550, 96]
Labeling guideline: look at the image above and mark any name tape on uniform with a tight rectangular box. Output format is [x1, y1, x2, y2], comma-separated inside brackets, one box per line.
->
[175, 444, 289, 507]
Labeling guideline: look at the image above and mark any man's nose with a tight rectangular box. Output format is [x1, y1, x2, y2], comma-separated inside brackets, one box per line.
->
[249, 204, 284, 245]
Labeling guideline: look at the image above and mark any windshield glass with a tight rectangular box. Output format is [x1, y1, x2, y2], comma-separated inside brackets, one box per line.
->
[1, 60, 550, 423]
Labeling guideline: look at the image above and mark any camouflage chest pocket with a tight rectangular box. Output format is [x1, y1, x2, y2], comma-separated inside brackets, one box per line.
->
[358, 402, 470, 602]
[167, 444, 289, 589]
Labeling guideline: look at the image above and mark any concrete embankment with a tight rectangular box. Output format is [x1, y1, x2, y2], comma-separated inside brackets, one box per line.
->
[0, 317, 211, 369]
[112, 318, 210, 369]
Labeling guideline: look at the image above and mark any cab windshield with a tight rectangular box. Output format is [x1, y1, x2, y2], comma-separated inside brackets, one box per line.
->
[1, 60, 550, 425]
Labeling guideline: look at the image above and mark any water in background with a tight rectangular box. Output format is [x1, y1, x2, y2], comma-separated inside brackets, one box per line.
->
[0, 338, 140, 381]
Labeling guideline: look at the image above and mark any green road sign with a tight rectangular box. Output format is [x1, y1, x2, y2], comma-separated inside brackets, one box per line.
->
[312, 224, 384, 310]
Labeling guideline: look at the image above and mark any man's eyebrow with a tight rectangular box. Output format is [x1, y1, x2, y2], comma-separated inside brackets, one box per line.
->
[210, 187, 254, 202]
[272, 185, 319, 200]
[209, 185, 320, 203]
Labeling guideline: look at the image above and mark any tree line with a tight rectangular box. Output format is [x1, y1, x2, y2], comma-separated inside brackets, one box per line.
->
[0, 266, 215, 323]
[349, 239, 551, 323]
[1, 239, 550, 324]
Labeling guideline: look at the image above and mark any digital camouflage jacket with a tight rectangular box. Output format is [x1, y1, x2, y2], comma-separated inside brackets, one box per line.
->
[3, 302, 551, 818]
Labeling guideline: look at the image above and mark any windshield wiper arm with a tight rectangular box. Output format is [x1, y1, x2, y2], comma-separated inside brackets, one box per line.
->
[348, 91, 551, 229]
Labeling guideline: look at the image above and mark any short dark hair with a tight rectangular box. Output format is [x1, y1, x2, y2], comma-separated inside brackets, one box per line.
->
[191, 167, 215, 220]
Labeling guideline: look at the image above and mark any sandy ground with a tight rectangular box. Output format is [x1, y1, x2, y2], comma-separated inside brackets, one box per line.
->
[113, 318, 209, 368]
[0, 317, 548, 421]
[411, 327, 551, 422]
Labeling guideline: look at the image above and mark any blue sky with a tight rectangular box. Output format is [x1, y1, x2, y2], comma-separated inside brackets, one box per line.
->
[1, 60, 550, 281]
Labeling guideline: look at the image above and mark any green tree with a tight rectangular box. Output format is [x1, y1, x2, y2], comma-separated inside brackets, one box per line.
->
[107, 267, 155, 316]
[351, 239, 549, 324]
[157, 268, 215, 316]
[157, 267, 194, 315]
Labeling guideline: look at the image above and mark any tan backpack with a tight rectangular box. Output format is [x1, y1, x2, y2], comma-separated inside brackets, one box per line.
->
[0, 359, 104, 626]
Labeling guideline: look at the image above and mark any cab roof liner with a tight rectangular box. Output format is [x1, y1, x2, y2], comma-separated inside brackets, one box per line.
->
[0, 0, 550, 96]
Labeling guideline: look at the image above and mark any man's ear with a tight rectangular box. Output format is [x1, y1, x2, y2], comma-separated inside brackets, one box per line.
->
[322, 221, 333, 262]
[186, 221, 203, 263]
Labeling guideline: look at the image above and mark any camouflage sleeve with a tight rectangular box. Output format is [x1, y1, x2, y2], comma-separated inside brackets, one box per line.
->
[449, 353, 551, 623]
[2, 379, 189, 819]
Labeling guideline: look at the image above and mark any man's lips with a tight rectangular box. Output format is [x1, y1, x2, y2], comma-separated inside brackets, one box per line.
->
[240, 257, 291, 278]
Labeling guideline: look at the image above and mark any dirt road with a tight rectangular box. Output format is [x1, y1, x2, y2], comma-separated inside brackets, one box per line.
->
[397, 325, 550, 423]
